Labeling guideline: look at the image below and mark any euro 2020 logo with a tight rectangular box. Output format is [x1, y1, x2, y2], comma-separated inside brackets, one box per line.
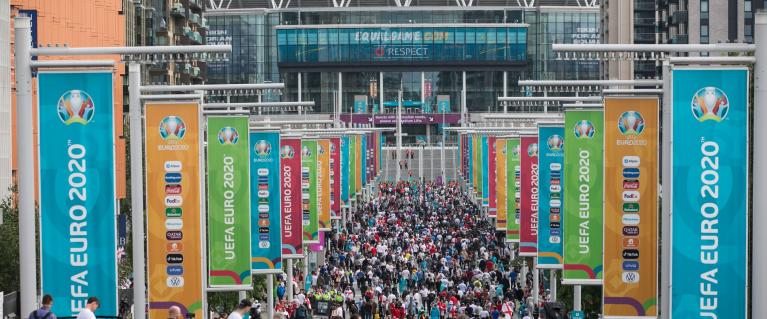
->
[57, 90, 95, 125]
[527, 143, 538, 158]
[510, 144, 521, 159]
[547, 135, 563, 151]
[254, 140, 272, 157]
[618, 111, 645, 136]
[217, 127, 239, 145]
[573, 120, 595, 139]
[159, 116, 186, 140]
[692, 87, 730, 122]
[281, 145, 295, 159]
[302, 145, 312, 158]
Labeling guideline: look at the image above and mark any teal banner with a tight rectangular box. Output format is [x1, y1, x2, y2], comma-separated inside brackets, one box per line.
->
[671, 68, 748, 318]
[341, 136, 350, 205]
[537, 126, 564, 268]
[250, 131, 283, 273]
[38, 72, 117, 316]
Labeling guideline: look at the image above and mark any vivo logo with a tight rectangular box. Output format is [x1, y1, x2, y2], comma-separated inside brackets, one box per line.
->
[164, 161, 183, 172]
[167, 265, 184, 276]
[622, 261, 639, 271]
[622, 156, 640, 167]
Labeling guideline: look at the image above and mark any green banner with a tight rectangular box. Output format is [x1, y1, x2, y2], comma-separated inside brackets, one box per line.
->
[301, 140, 320, 244]
[563, 109, 604, 285]
[506, 138, 521, 242]
[206, 116, 252, 287]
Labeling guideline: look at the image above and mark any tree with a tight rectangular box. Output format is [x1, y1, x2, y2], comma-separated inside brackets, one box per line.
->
[0, 184, 20, 293]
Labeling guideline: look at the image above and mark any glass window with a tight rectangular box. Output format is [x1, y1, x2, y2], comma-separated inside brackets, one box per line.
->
[701, 1, 708, 12]
[701, 25, 708, 36]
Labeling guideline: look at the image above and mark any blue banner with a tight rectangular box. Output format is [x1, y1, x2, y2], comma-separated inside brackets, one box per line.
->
[482, 135, 489, 206]
[341, 136, 350, 205]
[38, 72, 117, 316]
[671, 68, 748, 319]
[537, 126, 564, 268]
[250, 131, 283, 274]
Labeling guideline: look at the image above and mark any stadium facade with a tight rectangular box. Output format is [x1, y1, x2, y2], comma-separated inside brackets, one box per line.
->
[205, 0, 600, 143]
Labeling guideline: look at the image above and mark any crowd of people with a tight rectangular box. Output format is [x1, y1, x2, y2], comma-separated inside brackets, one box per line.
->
[278, 181, 550, 319]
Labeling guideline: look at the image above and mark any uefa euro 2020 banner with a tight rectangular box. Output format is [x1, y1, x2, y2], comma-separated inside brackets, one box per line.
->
[206, 116, 252, 287]
[301, 139, 320, 244]
[563, 108, 604, 286]
[495, 137, 507, 231]
[330, 137, 341, 220]
[519, 135, 539, 256]
[488, 136, 497, 217]
[603, 97, 658, 318]
[280, 136, 304, 258]
[38, 71, 118, 316]
[250, 130, 283, 274]
[340, 136, 350, 207]
[671, 68, 747, 319]
[506, 138, 521, 243]
[481, 135, 489, 206]
[317, 139, 332, 231]
[145, 102, 204, 319]
[537, 125, 564, 269]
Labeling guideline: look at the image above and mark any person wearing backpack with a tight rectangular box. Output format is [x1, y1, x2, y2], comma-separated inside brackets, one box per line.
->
[29, 295, 56, 319]
[292, 300, 310, 319]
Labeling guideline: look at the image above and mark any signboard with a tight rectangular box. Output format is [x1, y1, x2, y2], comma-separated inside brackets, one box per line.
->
[301, 139, 320, 244]
[537, 125, 564, 269]
[603, 97, 659, 318]
[206, 116, 252, 286]
[38, 72, 117, 316]
[354, 95, 368, 113]
[481, 135, 489, 206]
[338, 113, 462, 125]
[317, 139, 331, 231]
[145, 102, 203, 319]
[496, 138, 508, 231]
[249, 131, 283, 274]
[506, 138, 521, 242]
[330, 137, 341, 220]
[340, 136, 350, 206]
[437, 95, 451, 113]
[563, 109, 604, 285]
[488, 136, 497, 216]
[280, 137, 304, 258]
[519, 135, 539, 256]
[670, 68, 748, 319]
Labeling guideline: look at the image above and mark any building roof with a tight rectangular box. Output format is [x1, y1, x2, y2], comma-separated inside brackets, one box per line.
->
[206, 0, 599, 10]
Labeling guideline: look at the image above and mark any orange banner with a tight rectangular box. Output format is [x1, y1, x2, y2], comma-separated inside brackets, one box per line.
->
[495, 138, 507, 231]
[318, 139, 331, 231]
[145, 102, 204, 319]
[603, 97, 658, 317]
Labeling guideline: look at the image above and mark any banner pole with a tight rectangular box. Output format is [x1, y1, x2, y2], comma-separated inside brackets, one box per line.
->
[533, 258, 539, 306]
[128, 61, 147, 319]
[573, 285, 582, 312]
[550, 270, 557, 302]
[753, 10, 767, 319]
[14, 16, 37, 316]
[267, 275, 275, 319]
[287, 259, 295, 301]
[660, 59, 672, 319]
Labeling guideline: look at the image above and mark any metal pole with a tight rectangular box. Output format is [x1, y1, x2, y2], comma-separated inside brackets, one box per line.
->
[418, 146, 423, 180]
[660, 59, 672, 319]
[503, 71, 508, 113]
[573, 285, 582, 311]
[521, 260, 527, 289]
[267, 275, 275, 319]
[550, 271, 557, 302]
[533, 258, 539, 306]
[14, 16, 36, 316]
[238, 291, 247, 302]
[753, 10, 767, 319]
[462, 71, 467, 125]
[128, 62, 147, 319]
[298, 73, 303, 116]
[337, 72, 342, 128]
[379, 72, 384, 114]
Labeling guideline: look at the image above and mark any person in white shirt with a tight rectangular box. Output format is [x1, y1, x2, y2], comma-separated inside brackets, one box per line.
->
[228, 299, 252, 319]
[76, 297, 99, 319]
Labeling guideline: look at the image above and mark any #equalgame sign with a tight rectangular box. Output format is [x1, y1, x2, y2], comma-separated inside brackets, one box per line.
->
[537, 125, 564, 269]
[519, 135, 539, 256]
[145, 102, 204, 319]
[506, 138, 521, 242]
[207, 116, 252, 287]
[563, 108, 604, 285]
[301, 139, 320, 244]
[495, 138, 508, 231]
[671, 68, 748, 319]
[603, 97, 658, 318]
[38, 72, 118, 316]
[280, 137, 304, 258]
[250, 131, 283, 274]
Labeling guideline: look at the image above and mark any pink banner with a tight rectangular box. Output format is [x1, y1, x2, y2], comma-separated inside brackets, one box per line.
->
[280, 137, 304, 258]
[330, 137, 341, 220]
[519, 135, 539, 256]
[309, 232, 325, 252]
[488, 136, 497, 217]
